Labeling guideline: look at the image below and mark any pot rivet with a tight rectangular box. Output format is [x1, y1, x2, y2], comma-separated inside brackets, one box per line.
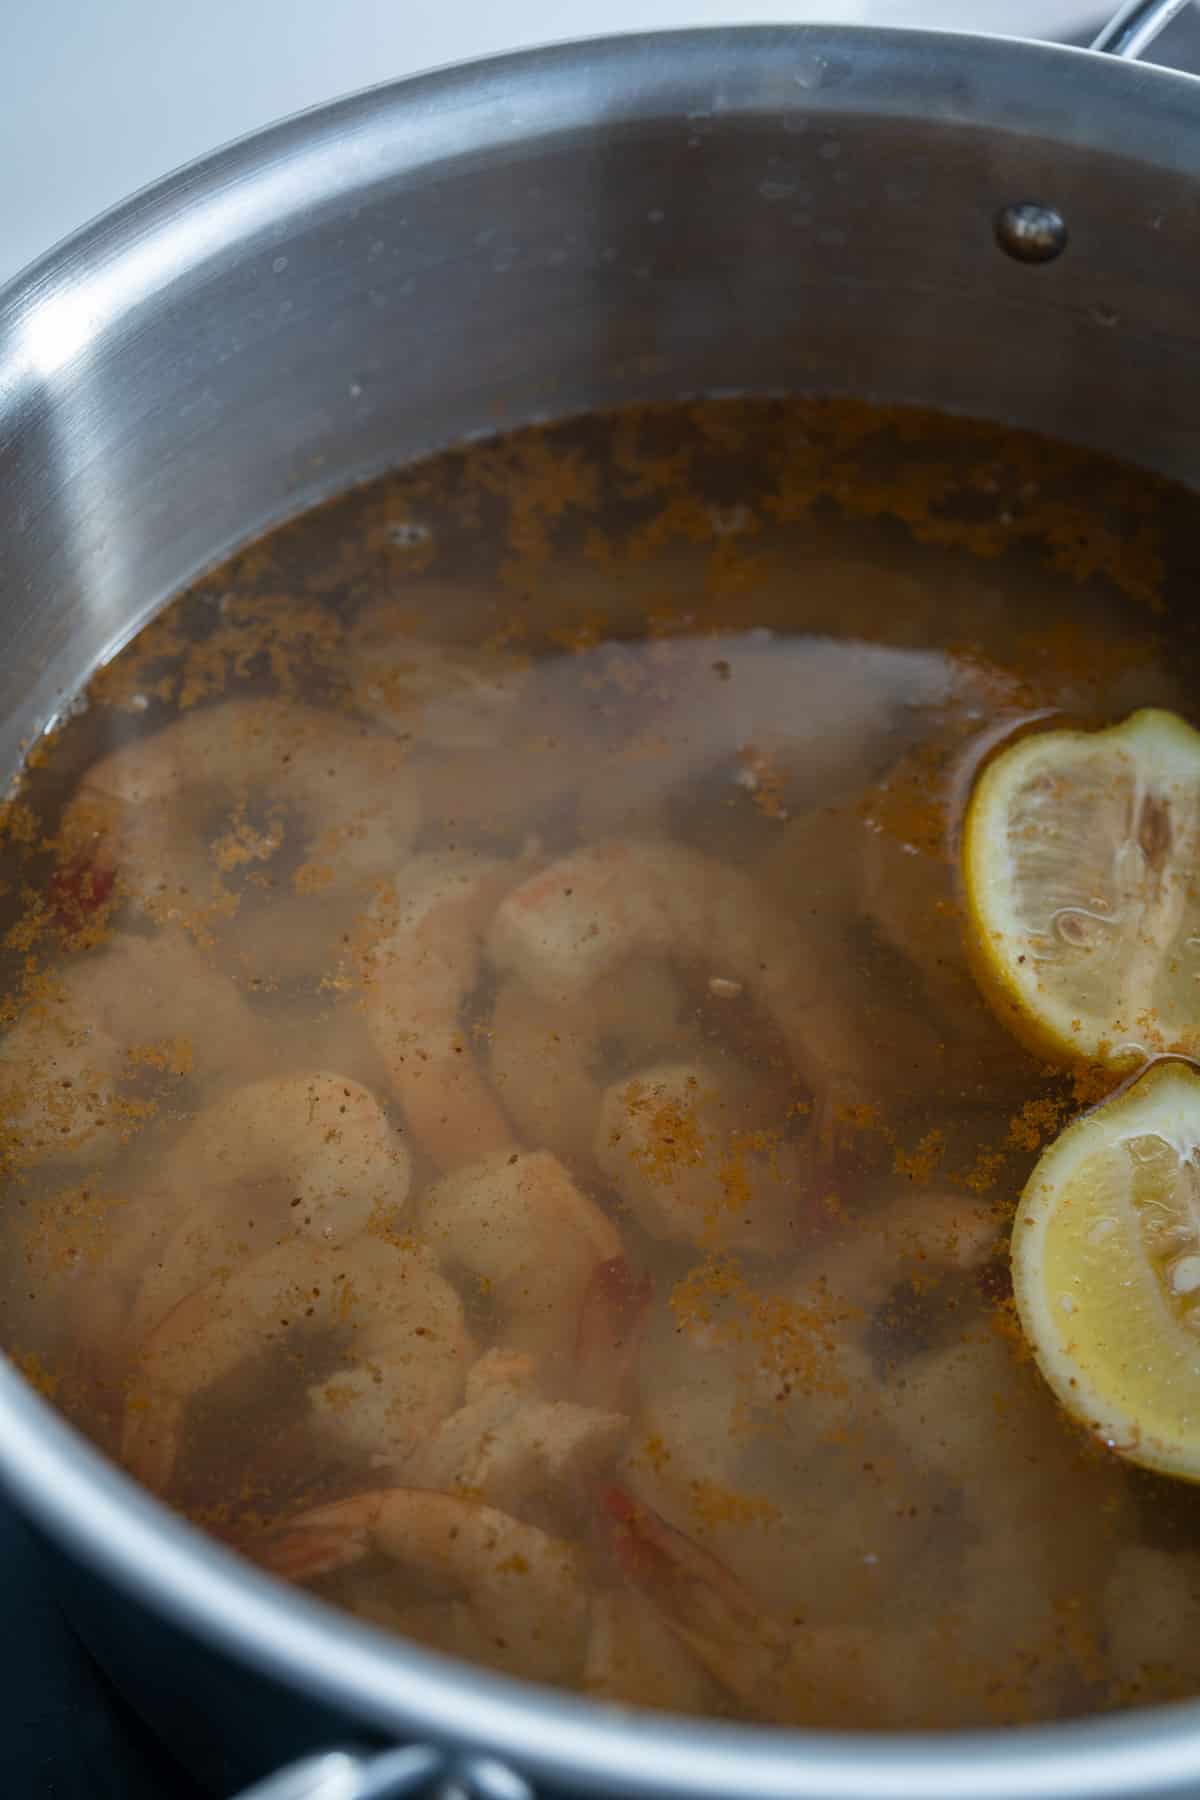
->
[994, 202, 1068, 264]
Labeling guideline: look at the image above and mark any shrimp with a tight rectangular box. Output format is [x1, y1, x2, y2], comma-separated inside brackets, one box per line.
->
[489, 836, 907, 1192]
[0, 931, 264, 1167]
[882, 1332, 1046, 1478]
[604, 1486, 790, 1713]
[419, 1149, 622, 1369]
[810, 1185, 1001, 1319]
[64, 698, 420, 936]
[414, 741, 580, 849]
[623, 1363, 928, 1644]
[411, 1348, 627, 1527]
[952, 1447, 1125, 1722]
[604, 1486, 945, 1727]
[738, 1186, 998, 1453]
[875, 1319, 1128, 1715]
[595, 1060, 812, 1254]
[361, 852, 521, 1171]
[583, 1589, 719, 1716]
[219, 891, 361, 990]
[260, 1488, 591, 1686]
[123, 1236, 469, 1493]
[624, 1251, 967, 1639]
[574, 1254, 654, 1414]
[128, 1073, 411, 1341]
[486, 839, 849, 1111]
[486, 959, 702, 1170]
[346, 605, 531, 750]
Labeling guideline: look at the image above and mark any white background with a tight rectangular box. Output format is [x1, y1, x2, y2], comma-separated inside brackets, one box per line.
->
[0, 0, 1101, 288]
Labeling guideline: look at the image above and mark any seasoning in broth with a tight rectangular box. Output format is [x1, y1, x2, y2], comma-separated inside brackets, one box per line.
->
[5, 397, 1200, 1728]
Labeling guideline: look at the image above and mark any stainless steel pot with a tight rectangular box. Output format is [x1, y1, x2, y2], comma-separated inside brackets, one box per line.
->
[3, 2, 1200, 1795]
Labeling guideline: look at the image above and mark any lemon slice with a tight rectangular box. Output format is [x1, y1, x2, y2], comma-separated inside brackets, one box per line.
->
[963, 708, 1200, 1065]
[1013, 1059, 1200, 1480]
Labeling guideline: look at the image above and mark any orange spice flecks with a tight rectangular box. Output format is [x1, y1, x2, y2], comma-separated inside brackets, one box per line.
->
[893, 1129, 945, 1185]
[736, 746, 789, 821]
[1006, 1097, 1065, 1155]
[686, 1477, 781, 1532]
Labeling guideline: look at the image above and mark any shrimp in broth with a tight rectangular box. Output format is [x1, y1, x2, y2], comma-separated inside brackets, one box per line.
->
[4, 397, 1200, 1729]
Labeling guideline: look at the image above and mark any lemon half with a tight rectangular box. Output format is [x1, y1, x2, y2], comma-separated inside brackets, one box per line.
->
[1013, 1060, 1200, 1480]
[963, 708, 1200, 1066]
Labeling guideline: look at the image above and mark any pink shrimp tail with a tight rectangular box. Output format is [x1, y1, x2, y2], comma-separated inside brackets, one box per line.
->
[601, 1484, 786, 1713]
[603, 1484, 668, 1585]
[575, 1256, 653, 1411]
[258, 1524, 362, 1585]
[602, 1485, 761, 1632]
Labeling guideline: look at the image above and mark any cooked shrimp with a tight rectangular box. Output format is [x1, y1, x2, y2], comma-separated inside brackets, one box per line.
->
[346, 605, 531, 749]
[952, 1431, 1126, 1722]
[463, 1343, 540, 1402]
[624, 1361, 931, 1643]
[414, 742, 578, 849]
[486, 959, 701, 1170]
[65, 698, 420, 929]
[260, 1488, 591, 1686]
[219, 891, 361, 990]
[362, 852, 521, 1170]
[604, 1486, 943, 1727]
[882, 1333, 1038, 1478]
[624, 1257, 960, 1638]
[411, 1353, 627, 1527]
[620, 1297, 814, 1600]
[0, 931, 263, 1167]
[810, 1185, 1001, 1318]
[419, 1148, 622, 1369]
[574, 1254, 654, 1414]
[488, 839, 876, 1121]
[738, 1186, 998, 1452]
[595, 1060, 811, 1254]
[602, 1487, 794, 1718]
[583, 1588, 718, 1715]
[128, 1073, 411, 1340]
[123, 1236, 468, 1493]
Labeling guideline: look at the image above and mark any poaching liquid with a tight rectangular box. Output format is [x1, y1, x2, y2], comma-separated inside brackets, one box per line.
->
[2, 398, 1200, 1728]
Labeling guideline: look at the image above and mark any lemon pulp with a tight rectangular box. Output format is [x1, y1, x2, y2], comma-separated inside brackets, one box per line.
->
[962, 708, 1200, 1066]
[1013, 1059, 1200, 1480]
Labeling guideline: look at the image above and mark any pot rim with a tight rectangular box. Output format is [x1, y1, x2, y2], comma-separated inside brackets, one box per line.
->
[4, 24, 1200, 1797]
[3, 18, 1199, 363]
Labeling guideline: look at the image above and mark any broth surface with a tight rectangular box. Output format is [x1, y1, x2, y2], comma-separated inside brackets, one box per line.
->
[4, 398, 1200, 1728]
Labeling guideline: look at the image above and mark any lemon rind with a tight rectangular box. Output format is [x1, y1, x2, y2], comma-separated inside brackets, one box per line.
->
[1012, 1059, 1200, 1481]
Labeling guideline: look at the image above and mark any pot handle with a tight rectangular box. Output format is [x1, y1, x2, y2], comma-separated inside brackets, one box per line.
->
[229, 1746, 440, 1800]
[228, 1745, 535, 1800]
[1090, 0, 1192, 58]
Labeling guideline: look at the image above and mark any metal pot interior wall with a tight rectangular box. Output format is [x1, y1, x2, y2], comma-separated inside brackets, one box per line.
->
[2, 32, 1200, 789]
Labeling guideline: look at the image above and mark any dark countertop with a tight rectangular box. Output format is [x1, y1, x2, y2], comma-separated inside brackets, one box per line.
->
[0, 1500, 203, 1799]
